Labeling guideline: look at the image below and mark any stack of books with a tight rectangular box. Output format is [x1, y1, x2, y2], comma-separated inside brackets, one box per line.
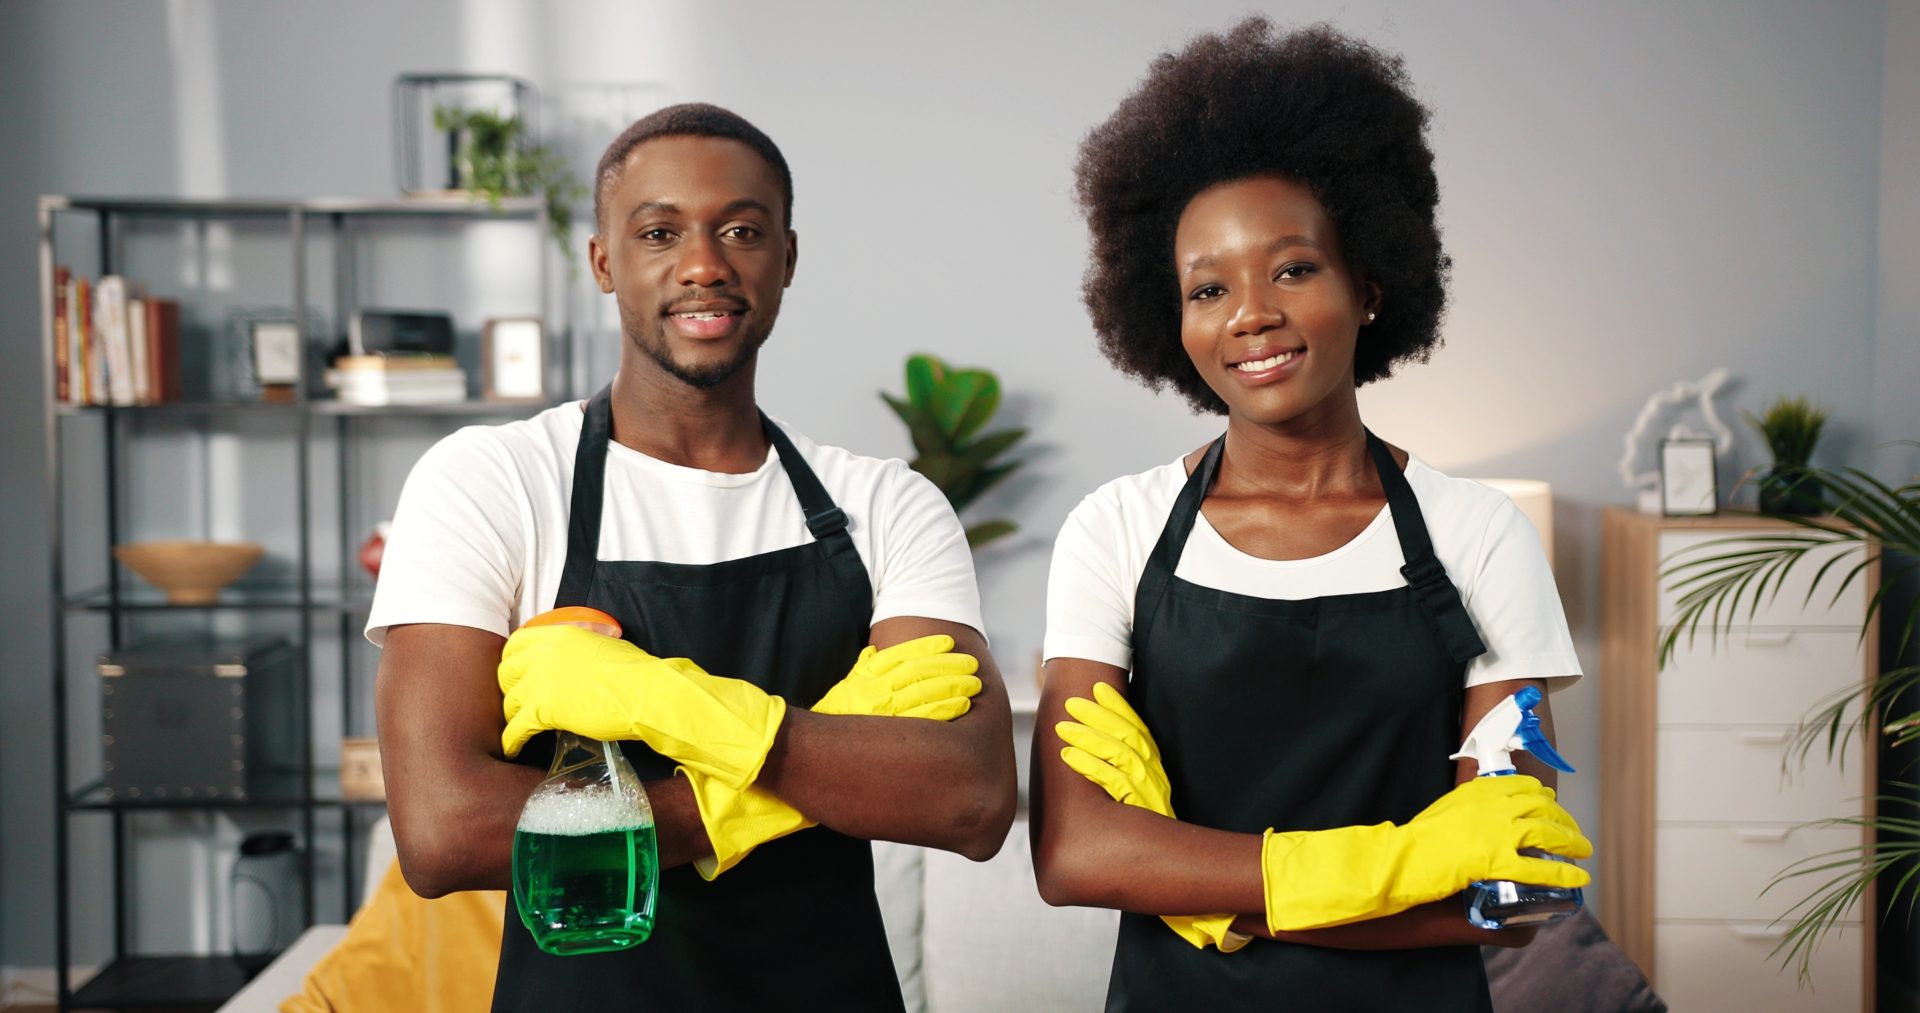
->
[326, 355, 467, 406]
[52, 268, 182, 406]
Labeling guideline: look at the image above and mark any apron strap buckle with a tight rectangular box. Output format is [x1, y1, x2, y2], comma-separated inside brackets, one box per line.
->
[807, 506, 850, 539]
[1399, 557, 1447, 588]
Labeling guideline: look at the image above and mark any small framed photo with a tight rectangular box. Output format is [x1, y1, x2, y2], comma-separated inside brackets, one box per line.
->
[250, 319, 303, 395]
[1660, 438, 1718, 516]
[483, 317, 545, 401]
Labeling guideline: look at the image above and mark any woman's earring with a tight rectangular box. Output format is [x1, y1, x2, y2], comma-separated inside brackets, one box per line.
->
[1366, 311, 1377, 323]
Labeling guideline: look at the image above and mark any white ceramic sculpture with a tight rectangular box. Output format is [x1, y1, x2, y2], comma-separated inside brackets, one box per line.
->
[1617, 367, 1734, 513]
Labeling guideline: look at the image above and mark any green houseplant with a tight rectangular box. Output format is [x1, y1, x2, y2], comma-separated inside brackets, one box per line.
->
[1659, 446, 1919, 981]
[433, 105, 586, 267]
[881, 354, 1027, 549]
[1747, 396, 1831, 516]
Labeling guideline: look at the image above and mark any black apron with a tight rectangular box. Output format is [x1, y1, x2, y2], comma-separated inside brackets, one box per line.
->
[1106, 431, 1493, 1012]
[493, 388, 905, 1012]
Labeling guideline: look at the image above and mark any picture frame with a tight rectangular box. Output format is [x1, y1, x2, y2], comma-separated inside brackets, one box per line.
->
[483, 317, 545, 401]
[1659, 437, 1718, 516]
[248, 319, 304, 404]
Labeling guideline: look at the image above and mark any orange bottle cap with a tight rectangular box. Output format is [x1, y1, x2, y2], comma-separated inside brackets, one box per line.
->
[523, 606, 623, 638]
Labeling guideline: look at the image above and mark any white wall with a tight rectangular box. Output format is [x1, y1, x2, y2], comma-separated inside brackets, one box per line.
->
[1, 0, 1905, 970]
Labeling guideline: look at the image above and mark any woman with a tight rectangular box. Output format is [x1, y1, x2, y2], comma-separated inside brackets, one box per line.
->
[1031, 20, 1592, 1011]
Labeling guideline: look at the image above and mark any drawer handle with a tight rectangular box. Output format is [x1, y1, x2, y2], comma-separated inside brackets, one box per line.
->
[1728, 924, 1790, 941]
[1731, 827, 1794, 843]
[1736, 729, 1794, 746]
[1745, 632, 1796, 648]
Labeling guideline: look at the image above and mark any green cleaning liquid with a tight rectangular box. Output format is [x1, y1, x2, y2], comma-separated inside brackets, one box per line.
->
[513, 779, 658, 954]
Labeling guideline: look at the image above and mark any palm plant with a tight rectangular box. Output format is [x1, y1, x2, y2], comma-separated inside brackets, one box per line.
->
[1659, 445, 1919, 980]
[881, 354, 1026, 549]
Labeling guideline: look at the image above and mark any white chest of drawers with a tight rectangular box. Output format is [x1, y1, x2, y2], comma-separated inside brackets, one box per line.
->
[1600, 508, 1879, 1012]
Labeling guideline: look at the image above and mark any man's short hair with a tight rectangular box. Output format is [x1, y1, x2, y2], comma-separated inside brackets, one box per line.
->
[594, 102, 794, 231]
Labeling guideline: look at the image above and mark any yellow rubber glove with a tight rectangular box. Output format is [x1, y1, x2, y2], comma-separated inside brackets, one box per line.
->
[813, 635, 982, 720]
[1056, 682, 1249, 952]
[498, 624, 786, 791]
[682, 636, 984, 880]
[1262, 774, 1594, 932]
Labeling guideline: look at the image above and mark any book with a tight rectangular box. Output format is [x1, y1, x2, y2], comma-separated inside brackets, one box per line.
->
[95, 277, 135, 406]
[146, 299, 181, 403]
[72, 275, 92, 405]
[326, 354, 466, 405]
[53, 267, 70, 403]
[329, 354, 460, 373]
[128, 297, 150, 404]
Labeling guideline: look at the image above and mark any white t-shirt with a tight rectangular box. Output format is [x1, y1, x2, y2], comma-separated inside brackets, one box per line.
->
[365, 401, 983, 646]
[1044, 454, 1582, 691]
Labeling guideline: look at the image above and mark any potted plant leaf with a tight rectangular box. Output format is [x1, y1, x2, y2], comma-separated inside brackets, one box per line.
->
[1659, 445, 1919, 981]
[433, 105, 587, 268]
[881, 354, 1026, 549]
[1747, 396, 1830, 515]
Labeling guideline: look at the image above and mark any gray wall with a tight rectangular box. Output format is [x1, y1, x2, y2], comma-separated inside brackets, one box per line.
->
[1881, 0, 1920, 469]
[1, 0, 1909, 971]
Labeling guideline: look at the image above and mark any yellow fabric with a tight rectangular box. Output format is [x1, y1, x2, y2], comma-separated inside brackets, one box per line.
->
[1056, 682, 1247, 952]
[279, 859, 504, 1013]
[499, 624, 786, 790]
[1261, 775, 1594, 933]
[682, 635, 983, 880]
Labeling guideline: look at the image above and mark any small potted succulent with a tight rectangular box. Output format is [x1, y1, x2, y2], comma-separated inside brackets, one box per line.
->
[881, 354, 1026, 549]
[1745, 395, 1829, 515]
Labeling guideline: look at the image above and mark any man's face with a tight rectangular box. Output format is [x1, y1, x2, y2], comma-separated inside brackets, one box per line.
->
[589, 135, 796, 390]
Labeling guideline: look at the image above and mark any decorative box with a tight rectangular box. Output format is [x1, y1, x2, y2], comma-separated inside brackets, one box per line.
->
[99, 637, 300, 802]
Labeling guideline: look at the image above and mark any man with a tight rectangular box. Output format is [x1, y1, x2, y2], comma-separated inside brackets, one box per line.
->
[369, 103, 1017, 1011]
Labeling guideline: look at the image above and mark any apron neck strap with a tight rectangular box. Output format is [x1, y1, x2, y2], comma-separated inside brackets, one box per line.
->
[1144, 434, 1225, 580]
[558, 388, 849, 606]
[763, 418, 849, 539]
[1365, 431, 1488, 665]
[558, 387, 616, 605]
[1365, 431, 1438, 582]
[1134, 428, 1485, 666]
[1130, 435, 1223, 657]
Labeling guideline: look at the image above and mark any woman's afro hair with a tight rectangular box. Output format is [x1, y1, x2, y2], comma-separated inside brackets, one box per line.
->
[1074, 19, 1449, 414]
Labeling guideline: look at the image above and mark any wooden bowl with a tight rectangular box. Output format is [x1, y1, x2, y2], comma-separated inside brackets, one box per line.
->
[113, 541, 265, 605]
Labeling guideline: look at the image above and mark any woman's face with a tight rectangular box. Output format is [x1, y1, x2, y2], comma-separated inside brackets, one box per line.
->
[1175, 175, 1374, 427]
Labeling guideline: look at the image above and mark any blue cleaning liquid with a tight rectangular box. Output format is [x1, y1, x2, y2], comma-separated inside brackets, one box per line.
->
[1466, 852, 1584, 929]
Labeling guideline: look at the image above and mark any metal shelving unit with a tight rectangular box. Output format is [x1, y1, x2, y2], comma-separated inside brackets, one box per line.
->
[37, 194, 572, 1010]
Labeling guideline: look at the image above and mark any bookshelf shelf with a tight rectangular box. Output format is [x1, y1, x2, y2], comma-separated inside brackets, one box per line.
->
[56, 398, 565, 418]
[41, 193, 544, 219]
[38, 193, 570, 1011]
[62, 580, 374, 613]
[63, 771, 385, 812]
[69, 954, 259, 1010]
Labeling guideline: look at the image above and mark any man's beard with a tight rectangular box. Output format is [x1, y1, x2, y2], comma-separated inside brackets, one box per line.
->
[629, 317, 770, 390]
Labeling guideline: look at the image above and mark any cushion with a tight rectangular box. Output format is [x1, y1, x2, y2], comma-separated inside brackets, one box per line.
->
[277, 859, 504, 1013]
[920, 824, 1119, 1010]
[1482, 910, 1668, 1013]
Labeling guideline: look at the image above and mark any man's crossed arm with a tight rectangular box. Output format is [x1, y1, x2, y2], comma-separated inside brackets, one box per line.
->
[376, 617, 1015, 898]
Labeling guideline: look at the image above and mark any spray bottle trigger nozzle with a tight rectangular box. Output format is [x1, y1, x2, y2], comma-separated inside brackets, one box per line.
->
[1516, 707, 1575, 773]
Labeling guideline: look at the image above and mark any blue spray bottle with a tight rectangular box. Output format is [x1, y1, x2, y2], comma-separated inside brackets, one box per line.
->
[1449, 685, 1584, 929]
